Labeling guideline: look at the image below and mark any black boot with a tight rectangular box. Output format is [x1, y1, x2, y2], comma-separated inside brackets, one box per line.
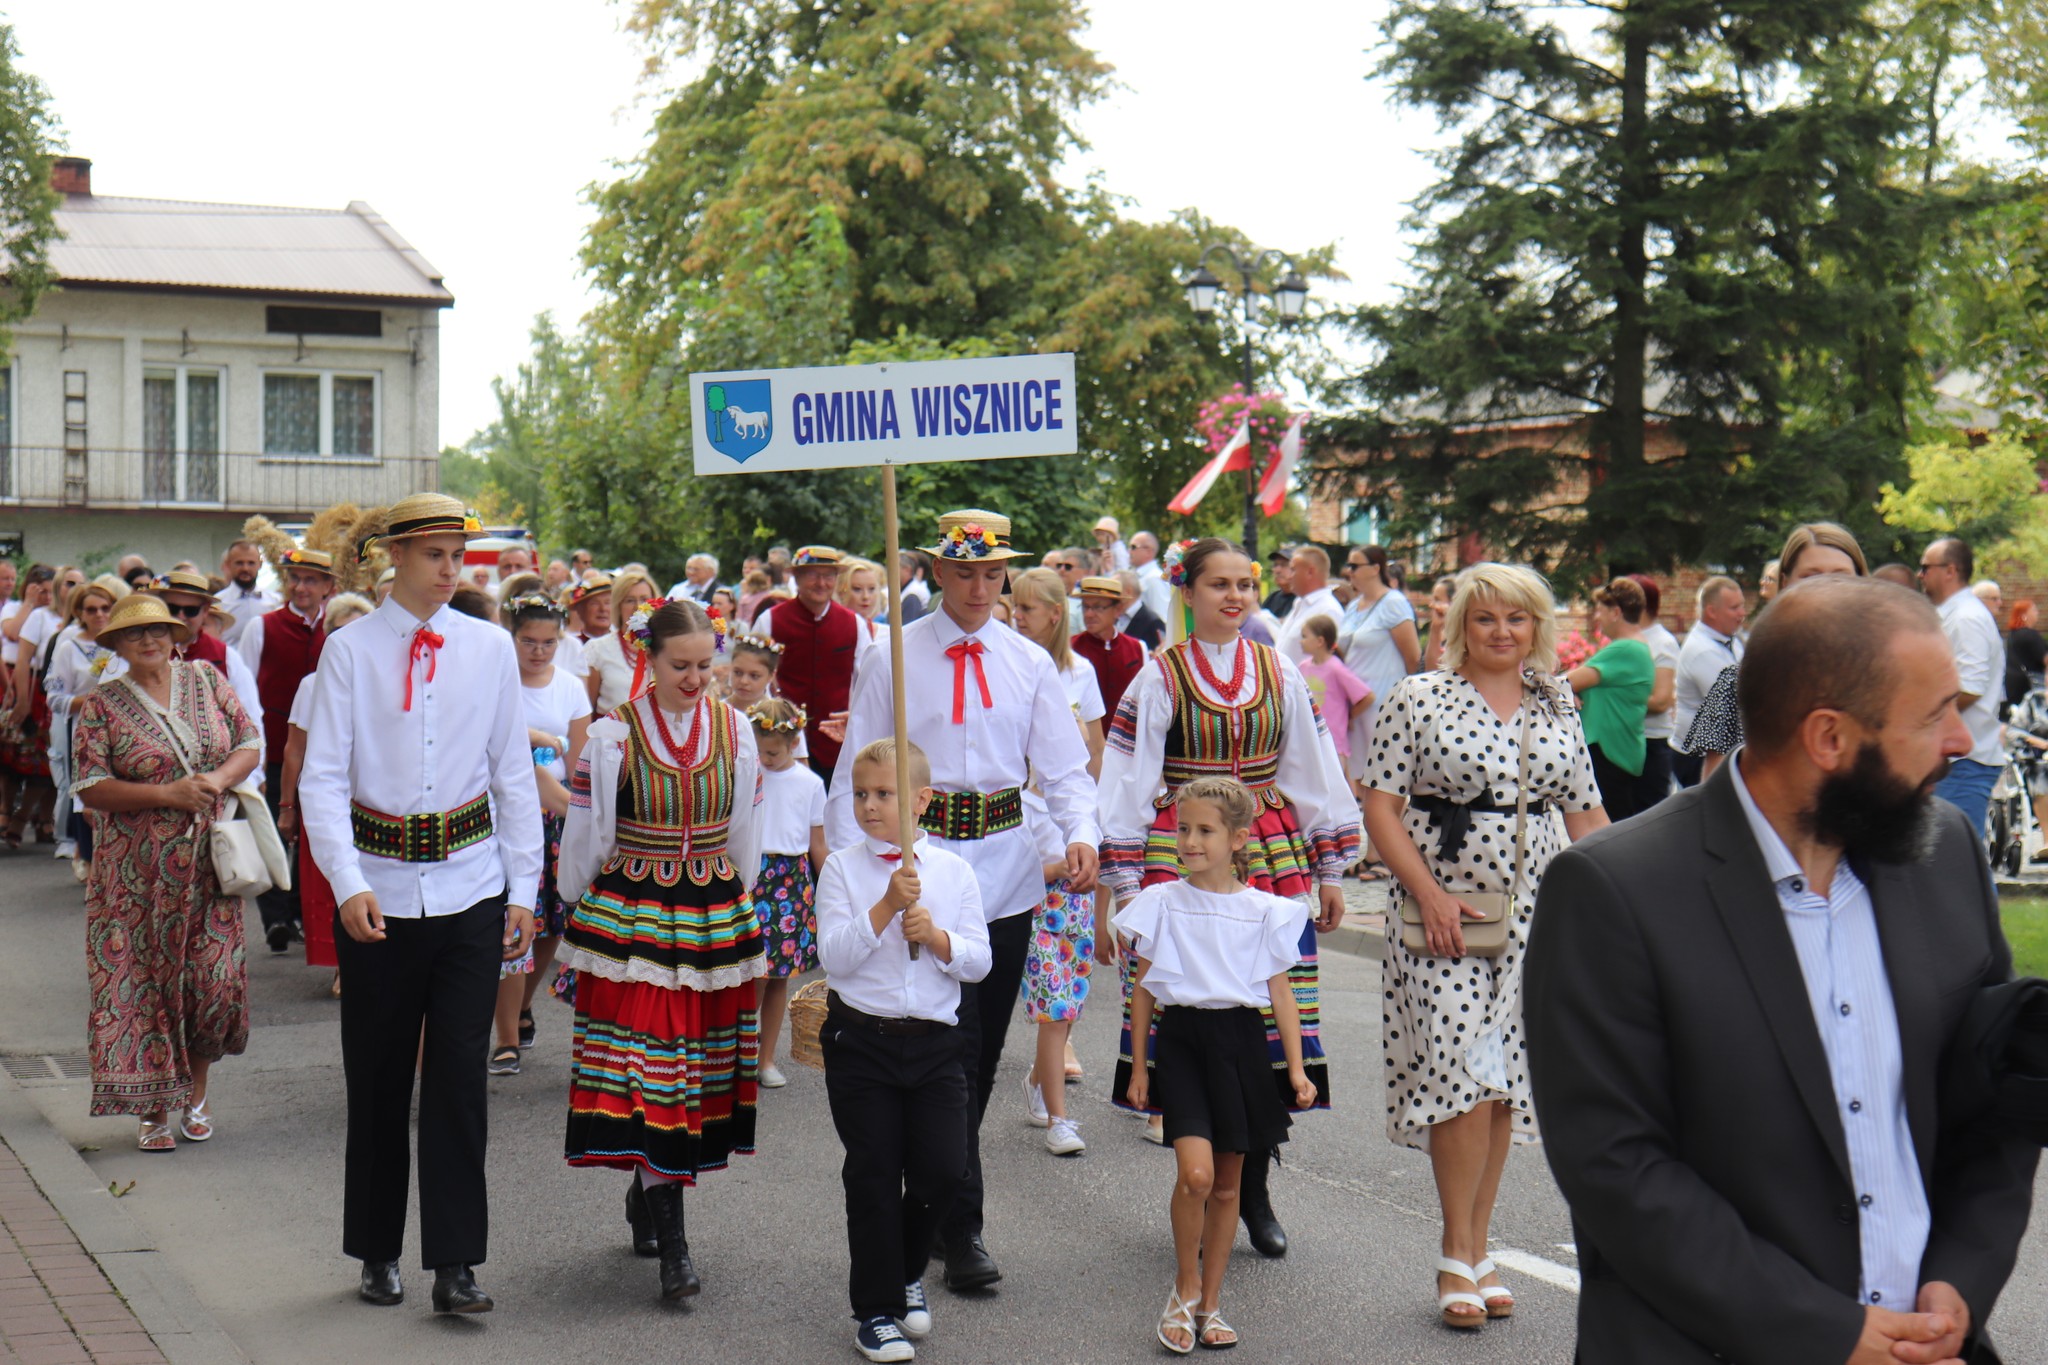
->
[1240, 1146, 1288, 1258]
[643, 1181, 702, 1300]
[625, 1170, 659, 1257]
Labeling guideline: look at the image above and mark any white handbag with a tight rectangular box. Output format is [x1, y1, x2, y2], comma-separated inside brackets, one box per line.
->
[147, 678, 292, 899]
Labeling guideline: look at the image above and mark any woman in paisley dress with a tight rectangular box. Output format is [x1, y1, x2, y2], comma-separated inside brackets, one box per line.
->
[1098, 538, 1360, 1258]
[72, 595, 262, 1153]
[556, 598, 766, 1303]
[1362, 563, 1606, 1328]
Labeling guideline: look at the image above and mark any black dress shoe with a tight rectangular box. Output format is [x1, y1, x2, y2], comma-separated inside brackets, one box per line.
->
[358, 1260, 403, 1306]
[265, 921, 291, 954]
[942, 1235, 1001, 1292]
[430, 1264, 494, 1314]
[1240, 1146, 1288, 1258]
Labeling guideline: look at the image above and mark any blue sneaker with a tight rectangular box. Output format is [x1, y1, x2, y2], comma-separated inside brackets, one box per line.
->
[855, 1314, 914, 1362]
[901, 1279, 931, 1338]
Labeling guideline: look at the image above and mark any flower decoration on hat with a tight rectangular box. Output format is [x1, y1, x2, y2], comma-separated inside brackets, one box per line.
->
[704, 605, 731, 653]
[746, 701, 809, 734]
[1163, 539, 1201, 588]
[941, 523, 999, 560]
[462, 514, 482, 533]
[792, 546, 839, 568]
[626, 596, 671, 648]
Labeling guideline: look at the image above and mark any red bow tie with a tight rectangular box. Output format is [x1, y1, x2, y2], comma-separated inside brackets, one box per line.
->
[945, 638, 992, 724]
[404, 626, 444, 711]
[877, 851, 902, 863]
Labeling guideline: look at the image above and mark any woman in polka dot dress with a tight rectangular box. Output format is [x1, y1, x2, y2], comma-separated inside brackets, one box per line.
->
[1361, 563, 1607, 1330]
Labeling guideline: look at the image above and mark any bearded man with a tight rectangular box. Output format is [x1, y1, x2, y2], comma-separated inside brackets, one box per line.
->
[1526, 576, 2038, 1365]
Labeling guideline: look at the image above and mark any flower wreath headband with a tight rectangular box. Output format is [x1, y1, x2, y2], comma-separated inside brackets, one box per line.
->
[745, 701, 809, 734]
[628, 598, 731, 654]
[730, 631, 785, 657]
[505, 593, 565, 619]
[1162, 539, 1263, 589]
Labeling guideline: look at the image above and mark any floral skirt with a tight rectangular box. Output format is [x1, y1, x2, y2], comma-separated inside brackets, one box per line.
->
[1113, 801, 1330, 1117]
[1020, 878, 1093, 1023]
[534, 811, 569, 938]
[745, 853, 817, 977]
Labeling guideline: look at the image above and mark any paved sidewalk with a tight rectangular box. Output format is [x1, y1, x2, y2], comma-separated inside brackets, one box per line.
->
[0, 1140, 164, 1365]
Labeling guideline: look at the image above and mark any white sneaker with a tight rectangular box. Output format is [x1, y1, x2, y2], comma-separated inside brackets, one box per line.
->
[1022, 1075, 1049, 1127]
[70, 857, 87, 883]
[901, 1279, 932, 1338]
[759, 1064, 788, 1089]
[53, 839, 76, 859]
[1045, 1117, 1086, 1156]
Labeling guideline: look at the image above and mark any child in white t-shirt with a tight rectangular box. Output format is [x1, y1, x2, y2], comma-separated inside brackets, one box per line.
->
[742, 697, 826, 1088]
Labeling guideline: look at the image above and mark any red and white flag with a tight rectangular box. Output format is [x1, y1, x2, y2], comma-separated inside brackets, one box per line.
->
[1167, 417, 1250, 516]
[1257, 413, 1307, 517]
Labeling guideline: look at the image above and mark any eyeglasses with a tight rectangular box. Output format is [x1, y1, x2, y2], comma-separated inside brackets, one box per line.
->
[1917, 561, 1945, 572]
[129, 624, 173, 641]
[165, 603, 205, 618]
[1053, 561, 1077, 571]
[1346, 560, 1369, 571]
[517, 637, 559, 650]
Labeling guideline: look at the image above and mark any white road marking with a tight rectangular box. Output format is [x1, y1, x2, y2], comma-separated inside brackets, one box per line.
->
[1491, 1247, 1582, 1294]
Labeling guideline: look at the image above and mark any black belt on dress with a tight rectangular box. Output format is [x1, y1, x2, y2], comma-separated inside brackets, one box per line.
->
[350, 794, 493, 863]
[919, 787, 1024, 842]
[1410, 793, 1551, 864]
[827, 991, 949, 1037]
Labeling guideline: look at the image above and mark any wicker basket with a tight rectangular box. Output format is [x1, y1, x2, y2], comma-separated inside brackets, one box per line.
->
[787, 978, 832, 1071]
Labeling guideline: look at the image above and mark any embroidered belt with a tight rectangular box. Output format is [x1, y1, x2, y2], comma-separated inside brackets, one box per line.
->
[919, 787, 1024, 842]
[350, 794, 493, 863]
[1159, 755, 1282, 807]
[615, 817, 732, 861]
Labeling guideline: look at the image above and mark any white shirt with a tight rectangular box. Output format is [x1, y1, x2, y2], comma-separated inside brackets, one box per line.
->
[1275, 585, 1342, 662]
[667, 577, 719, 605]
[1639, 622, 1682, 741]
[1112, 881, 1308, 1009]
[1728, 754, 1929, 1309]
[816, 836, 991, 1023]
[288, 673, 316, 731]
[582, 633, 640, 715]
[1937, 590, 2007, 767]
[754, 596, 880, 669]
[301, 597, 544, 916]
[758, 760, 826, 857]
[219, 582, 279, 645]
[1133, 559, 1173, 622]
[903, 577, 932, 611]
[523, 667, 593, 784]
[1101, 538, 1131, 571]
[18, 606, 62, 669]
[557, 631, 597, 680]
[828, 606, 1100, 921]
[1674, 622, 1743, 754]
[1059, 656, 1107, 726]
[0, 599, 22, 666]
[234, 601, 325, 675]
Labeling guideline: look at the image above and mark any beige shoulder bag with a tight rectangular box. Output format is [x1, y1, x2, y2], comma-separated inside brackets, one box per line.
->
[1400, 694, 1530, 959]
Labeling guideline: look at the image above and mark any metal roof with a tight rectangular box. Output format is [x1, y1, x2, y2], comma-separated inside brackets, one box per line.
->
[48, 194, 454, 306]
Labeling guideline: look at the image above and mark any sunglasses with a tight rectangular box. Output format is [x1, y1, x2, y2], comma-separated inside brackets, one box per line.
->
[127, 624, 173, 641]
[165, 603, 205, 618]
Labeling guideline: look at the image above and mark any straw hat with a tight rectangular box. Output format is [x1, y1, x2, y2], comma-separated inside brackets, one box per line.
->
[146, 569, 218, 601]
[564, 571, 613, 608]
[371, 493, 485, 546]
[928, 509, 1028, 563]
[280, 547, 336, 577]
[98, 593, 192, 646]
[1073, 575, 1124, 602]
[1093, 516, 1121, 537]
[791, 545, 858, 572]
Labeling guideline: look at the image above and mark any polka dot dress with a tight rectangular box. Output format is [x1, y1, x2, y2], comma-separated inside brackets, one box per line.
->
[1365, 670, 1601, 1152]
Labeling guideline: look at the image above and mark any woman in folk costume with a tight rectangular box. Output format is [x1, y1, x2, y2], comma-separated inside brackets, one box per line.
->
[1098, 537, 1360, 1259]
[555, 597, 766, 1304]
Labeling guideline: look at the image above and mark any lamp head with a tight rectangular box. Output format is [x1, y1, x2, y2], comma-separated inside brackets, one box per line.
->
[1274, 270, 1309, 321]
[1181, 264, 1223, 316]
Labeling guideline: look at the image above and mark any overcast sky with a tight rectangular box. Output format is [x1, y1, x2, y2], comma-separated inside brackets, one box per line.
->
[13, 0, 1437, 446]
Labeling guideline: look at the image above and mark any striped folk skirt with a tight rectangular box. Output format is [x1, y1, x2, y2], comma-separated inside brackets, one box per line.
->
[1112, 801, 1331, 1117]
[559, 856, 766, 1183]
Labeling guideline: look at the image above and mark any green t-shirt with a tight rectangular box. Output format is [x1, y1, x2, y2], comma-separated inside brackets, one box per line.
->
[1580, 638, 1655, 776]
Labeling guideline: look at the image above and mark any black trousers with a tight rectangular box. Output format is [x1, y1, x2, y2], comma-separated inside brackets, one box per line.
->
[255, 762, 299, 933]
[1589, 743, 1640, 822]
[337, 894, 503, 1269]
[1671, 746, 1704, 789]
[822, 1015, 968, 1320]
[939, 908, 1032, 1247]
[1634, 737, 1674, 814]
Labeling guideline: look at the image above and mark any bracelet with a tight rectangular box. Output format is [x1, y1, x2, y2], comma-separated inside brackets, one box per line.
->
[278, 802, 297, 811]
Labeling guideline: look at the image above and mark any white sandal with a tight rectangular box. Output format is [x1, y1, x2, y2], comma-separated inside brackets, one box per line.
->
[179, 1098, 214, 1143]
[1474, 1256, 1514, 1318]
[1157, 1286, 1198, 1355]
[1436, 1257, 1487, 1329]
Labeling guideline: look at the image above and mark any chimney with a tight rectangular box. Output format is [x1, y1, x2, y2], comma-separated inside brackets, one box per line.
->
[51, 156, 91, 196]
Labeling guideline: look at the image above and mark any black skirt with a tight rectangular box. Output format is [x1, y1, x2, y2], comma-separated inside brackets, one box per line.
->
[1154, 1005, 1294, 1154]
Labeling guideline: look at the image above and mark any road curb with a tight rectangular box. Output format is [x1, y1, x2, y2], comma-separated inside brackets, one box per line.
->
[1324, 918, 1386, 961]
[0, 1069, 249, 1364]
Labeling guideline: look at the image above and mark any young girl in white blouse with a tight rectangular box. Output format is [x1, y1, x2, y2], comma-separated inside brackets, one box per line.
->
[1118, 776, 1316, 1355]
[743, 697, 827, 1088]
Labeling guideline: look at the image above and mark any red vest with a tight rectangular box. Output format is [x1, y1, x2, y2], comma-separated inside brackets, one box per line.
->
[255, 606, 324, 762]
[183, 628, 230, 679]
[1073, 629, 1146, 717]
[768, 597, 860, 772]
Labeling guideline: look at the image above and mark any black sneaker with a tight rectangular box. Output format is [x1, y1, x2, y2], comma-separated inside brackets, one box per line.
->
[517, 1009, 537, 1049]
[901, 1279, 931, 1338]
[265, 921, 291, 954]
[487, 1047, 521, 1076]
[854, 1315, 914, 1362]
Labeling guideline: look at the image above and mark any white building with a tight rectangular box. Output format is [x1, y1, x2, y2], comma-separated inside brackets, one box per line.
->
[1, 157, 451, 570]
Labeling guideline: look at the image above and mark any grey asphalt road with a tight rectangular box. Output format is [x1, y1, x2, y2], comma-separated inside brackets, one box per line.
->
[2, 850, 2045, 1365]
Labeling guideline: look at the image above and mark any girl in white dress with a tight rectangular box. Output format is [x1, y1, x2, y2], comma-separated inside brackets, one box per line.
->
[1118, 776, 1315, 1355]
[740, 697, 826, 1088]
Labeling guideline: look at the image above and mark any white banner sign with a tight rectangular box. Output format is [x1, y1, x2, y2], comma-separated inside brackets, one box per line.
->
[690, 353, 1078, 476]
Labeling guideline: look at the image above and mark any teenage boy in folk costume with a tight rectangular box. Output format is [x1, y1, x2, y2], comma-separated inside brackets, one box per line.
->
[300, 493, 543, 1315]
[828, 509, 1099, 1293]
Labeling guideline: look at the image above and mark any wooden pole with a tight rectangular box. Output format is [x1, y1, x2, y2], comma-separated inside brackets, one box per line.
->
[881, 464, 919, 959]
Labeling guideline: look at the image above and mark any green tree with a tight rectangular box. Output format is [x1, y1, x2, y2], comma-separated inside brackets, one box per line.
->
[1879, 431, 2048, 570]
[0, 26, 60, 353]
[1315, 0, 2011, 593]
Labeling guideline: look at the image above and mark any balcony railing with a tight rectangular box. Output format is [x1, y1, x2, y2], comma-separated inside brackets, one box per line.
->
[0, 446, 441, 516]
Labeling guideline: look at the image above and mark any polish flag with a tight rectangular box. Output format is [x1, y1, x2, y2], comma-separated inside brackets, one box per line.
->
[1167, 418, 1251, 516]
[1257, 414, 1307, 517]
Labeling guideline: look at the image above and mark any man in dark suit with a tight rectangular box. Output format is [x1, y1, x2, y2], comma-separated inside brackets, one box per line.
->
[1114, 570, 1166, 651]
[1528, 576, 2038, 1365]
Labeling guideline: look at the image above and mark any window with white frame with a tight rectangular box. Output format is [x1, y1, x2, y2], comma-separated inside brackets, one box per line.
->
[263, 371, 379, 457]
[143, 366, 223, 503]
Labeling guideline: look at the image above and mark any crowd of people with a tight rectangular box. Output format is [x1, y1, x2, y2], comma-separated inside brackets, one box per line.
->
[0, 497, 2041, 1364]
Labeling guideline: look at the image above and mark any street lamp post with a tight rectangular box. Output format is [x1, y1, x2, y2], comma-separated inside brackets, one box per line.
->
[1181, 246, 1309, 563]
